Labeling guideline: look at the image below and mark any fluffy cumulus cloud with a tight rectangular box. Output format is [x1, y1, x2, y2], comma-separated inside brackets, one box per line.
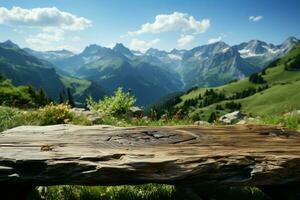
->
[25, 29, 64, 47]
[128, 12, 210, 36]
[249, 16, 263, 22]
[208, 36, 222, 44]
[177, 34, 195, 47]
[0, 6, 91, 30]
[0, 6, 91, 50]
[129, 38, 160, 52]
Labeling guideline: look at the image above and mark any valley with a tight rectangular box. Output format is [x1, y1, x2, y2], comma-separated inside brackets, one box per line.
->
[1, 37, 298, 107]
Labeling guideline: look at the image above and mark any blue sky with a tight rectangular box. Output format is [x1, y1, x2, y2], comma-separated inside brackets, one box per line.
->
[0, 0, 299, 52]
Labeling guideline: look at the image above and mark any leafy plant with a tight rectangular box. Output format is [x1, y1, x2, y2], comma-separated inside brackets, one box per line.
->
[0, 77, 51, 108]
[37, 103, 75, 125]
[87, 87, 136, 118]
[39, 184, 269, 200]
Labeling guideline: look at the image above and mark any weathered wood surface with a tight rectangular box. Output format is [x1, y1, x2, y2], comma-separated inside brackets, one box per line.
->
[0, 124, 300, 186]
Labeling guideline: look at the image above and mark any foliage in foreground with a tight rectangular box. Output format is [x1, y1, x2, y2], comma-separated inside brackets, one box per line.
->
[0, 104, 90, 132]
[86, 87, 192, 126]
[87, 87, 136, 118]
[36, 184, 269, 200]
[100, 116, 192, 127]
[255, 113, 300, 131]
[0, 77, 50, 108]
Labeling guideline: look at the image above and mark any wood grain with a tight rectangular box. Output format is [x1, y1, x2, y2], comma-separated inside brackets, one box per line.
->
[0, 124, 299, 186]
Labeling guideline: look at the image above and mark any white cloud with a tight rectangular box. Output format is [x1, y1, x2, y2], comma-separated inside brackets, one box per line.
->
[208, 36, 222, 44]
[177, 34, 195, 47]
[0, 6, 92, 30]
[55, 45, 81, 53]
[0, 6, 91, 51]
[25, 28, 65, 50]
[128, 12, 210, 36]
[25, 35, 81, 52]
[129, 38, 160, 52]
[249, 16, 263, 22]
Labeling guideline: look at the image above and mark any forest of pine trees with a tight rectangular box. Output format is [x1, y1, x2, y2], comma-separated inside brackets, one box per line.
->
[249, 73, 266, 84]
[284, 55, 300, 70]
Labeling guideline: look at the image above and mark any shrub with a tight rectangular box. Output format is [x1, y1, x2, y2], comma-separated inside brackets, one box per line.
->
[87, 87, 136, 118]
[0, 104, 91, 132]
[0, 77, 51, 108]
[37, 103, 74, 125]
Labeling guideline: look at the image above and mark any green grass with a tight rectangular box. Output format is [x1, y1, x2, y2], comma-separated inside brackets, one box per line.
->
[0, 105, 91, 132]
[59, 75, 91, 96]
[176, 43, 300, 119]
[37, 184, 269, 200]
[255, 114, 300, 131]
[101, 116, 193, 127]
[240, 80, 300, 115]
[0, 106, 40, 132]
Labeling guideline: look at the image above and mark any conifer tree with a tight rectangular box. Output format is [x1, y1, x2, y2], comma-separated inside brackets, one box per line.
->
[208, 112, 217, 123]
[67, 88, 75, 108]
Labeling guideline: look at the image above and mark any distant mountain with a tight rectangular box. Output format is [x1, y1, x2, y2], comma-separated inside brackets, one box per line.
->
[139, 38, 298, 89]
[163, 42, 300, 120]
[24, 48, 75, 63]
[53, 44, 127, 75]
[142, 48, 185, 71]
[54, 44, 182, 106]
[0, 40, 19, 49]
[0, 40, 106, 104]
[113, 43, 134, 58]
[233, 37, 299, 68]
[178, 41, 259, 88]
[19, 37, 299, 106]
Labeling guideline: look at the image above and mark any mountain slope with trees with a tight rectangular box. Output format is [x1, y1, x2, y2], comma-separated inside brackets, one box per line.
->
[0, 73, 50, 108]
[2, 37, 297, 107]
[0, 41, 107, 105]
[0, 40, 66, 100]
[153, 42, 300, 121]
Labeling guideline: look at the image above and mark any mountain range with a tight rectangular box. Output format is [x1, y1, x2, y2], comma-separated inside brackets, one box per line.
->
[0, 40, 106, 105]
[163, 42, 300, 120]
[0, 37, 298, 106]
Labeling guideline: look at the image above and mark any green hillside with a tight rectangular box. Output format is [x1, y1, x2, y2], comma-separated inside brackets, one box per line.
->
[0, 43, 65, 100]
[0, 74, 50, 108]
[59, 75, 107, 105]
[0, 41, 107, 105]
[171, 43, 300, 120]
